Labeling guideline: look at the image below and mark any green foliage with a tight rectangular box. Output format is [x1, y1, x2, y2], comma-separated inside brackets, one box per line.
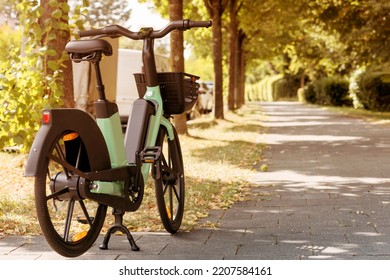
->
[0, 0, 83, 152]
[243, 0, 389, 92]
[0, 26, 22, 63]
[304, 77, 351, 107]
[247, 75, 282, 102]
[300, 0, 390, 76]
[185, 54, 214, 81]
[183, 0, 213, 59]
[0, 0, 140, 152]
[349, 67, 366, 109]
[303, 84, 317, 104]
[143, 0, 213, 59]
[141, 0, 389, 95]
[0, 2, 59, 152]
[313, 0, 390, 67]
[250, 74, 300, 102]
[354, 67, 390, 111]
[273, 75, 300, 100]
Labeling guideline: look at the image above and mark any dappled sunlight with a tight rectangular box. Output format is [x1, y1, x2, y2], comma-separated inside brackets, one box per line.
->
[262, 134, 366, 145]
[262, 120, 354, 127]
[354, 232, 381, 237]
[252, 169, 389, 190]
[313, 245, 350, 255]
[242, 102, 390, 259]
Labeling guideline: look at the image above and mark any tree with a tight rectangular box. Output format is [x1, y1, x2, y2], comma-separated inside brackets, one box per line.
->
[227, 0, 240, 111]
[310, 0, 390, 70]
[249, 0, 390, 80]
[40, 0, 74, 108]
[204, 0, 227, 119]
[236, 29, 246, 108]
[169, 0, 188, 135]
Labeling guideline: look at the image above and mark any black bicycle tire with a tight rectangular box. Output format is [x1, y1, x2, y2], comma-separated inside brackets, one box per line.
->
[154, 126, 185, 233]
[34, 132, 107, 258]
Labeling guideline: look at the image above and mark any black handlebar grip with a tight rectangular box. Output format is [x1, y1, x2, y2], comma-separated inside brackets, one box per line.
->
[188, 20, 212, 28]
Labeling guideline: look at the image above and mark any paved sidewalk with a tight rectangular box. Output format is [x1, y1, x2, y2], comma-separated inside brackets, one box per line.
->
[1, 101, 390, 260]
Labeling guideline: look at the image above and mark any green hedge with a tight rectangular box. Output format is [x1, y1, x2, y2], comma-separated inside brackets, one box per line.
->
[304, 77, 352, 107]
[355, 70, 390, 111]
[247, 75, 300, 102]
[273, 75, 300, 100]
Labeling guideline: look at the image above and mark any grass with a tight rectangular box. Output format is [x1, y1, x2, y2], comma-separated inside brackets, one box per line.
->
[0, 153, 40, 235]
[0, 103, 266, 236]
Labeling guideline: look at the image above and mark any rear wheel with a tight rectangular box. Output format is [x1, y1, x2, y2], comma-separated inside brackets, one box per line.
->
[34, 131, 107, 257]
[154, 126, 185, 233]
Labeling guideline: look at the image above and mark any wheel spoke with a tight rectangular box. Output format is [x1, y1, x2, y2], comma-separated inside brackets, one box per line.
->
[171, 184, 180, 201]
[75, 142, 83, 169]
[169, 185, 173, 220]
[48, 153, 86, 178]
[165, 183, 180, 201]
[64, 200, 75, 242]
[161, 153, 169, 168]
[54, 143, 70, 179]
[46, 187, 69, 201]
[78, 200, 93, 227]
[168, 146, 172, 169]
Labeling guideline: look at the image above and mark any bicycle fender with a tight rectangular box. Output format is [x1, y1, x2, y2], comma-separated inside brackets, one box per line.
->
[25, 109, 111, 177]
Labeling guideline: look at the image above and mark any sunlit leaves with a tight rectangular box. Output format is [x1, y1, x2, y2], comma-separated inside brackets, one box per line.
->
[0, 0, 75, 152]
[51, 8, 63, 19]
[303, 0, 389, 72]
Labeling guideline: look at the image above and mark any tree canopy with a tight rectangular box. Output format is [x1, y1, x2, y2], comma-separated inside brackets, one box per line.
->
[1, 0, 389, 150]
[239, 0, 389, 78]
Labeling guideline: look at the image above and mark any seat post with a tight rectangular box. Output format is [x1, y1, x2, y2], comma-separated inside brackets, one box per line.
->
[92, 58, 106, 101]
[66, 39, 113, 101]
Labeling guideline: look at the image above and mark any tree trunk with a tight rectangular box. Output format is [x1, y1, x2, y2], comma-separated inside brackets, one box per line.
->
[205, 0, 226, 120]
[169, 0, 187, 134]
[237, 30, 246, 108]
[39, 0, 74, 108]
[62, 54, 74, 108]
[228, 0, 238, 111]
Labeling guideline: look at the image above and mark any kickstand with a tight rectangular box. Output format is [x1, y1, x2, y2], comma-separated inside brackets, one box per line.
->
[99, 208, 140, 251]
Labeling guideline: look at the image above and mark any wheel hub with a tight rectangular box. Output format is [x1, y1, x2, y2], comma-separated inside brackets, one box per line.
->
[50, 172, 83, 201]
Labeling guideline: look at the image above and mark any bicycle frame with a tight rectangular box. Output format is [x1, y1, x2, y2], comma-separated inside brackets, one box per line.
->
[92, 84, 174, 197]
[90, 34, 178, 198]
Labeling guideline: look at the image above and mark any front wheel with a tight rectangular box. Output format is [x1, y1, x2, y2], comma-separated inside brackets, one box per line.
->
[154, 126, 185, 233]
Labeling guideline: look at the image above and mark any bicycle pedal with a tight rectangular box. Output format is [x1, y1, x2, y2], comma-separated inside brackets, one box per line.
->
[139, 146, 161, 163]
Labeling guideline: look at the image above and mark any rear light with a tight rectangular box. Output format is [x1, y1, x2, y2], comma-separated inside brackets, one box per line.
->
[42, 111, 51, 124]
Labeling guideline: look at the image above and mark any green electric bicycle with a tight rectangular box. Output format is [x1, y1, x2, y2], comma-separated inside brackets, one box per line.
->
[25, 19, 212, 257]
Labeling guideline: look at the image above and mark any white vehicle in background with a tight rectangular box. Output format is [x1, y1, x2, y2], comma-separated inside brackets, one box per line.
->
[196, 81, 213, 114]
[116, 49, 169, 123]
[187, 81, 213, 120]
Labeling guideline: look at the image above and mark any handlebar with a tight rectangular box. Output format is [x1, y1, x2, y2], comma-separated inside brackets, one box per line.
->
[79, 19, 212, 39]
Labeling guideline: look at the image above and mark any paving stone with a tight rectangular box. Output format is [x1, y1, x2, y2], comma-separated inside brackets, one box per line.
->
[2, 101, 390, 260]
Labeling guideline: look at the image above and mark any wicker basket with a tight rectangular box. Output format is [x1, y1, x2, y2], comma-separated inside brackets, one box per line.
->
[134, 72, 200, 114]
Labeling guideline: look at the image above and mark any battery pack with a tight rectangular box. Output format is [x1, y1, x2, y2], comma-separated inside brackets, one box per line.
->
[124, 99, 156, 164]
